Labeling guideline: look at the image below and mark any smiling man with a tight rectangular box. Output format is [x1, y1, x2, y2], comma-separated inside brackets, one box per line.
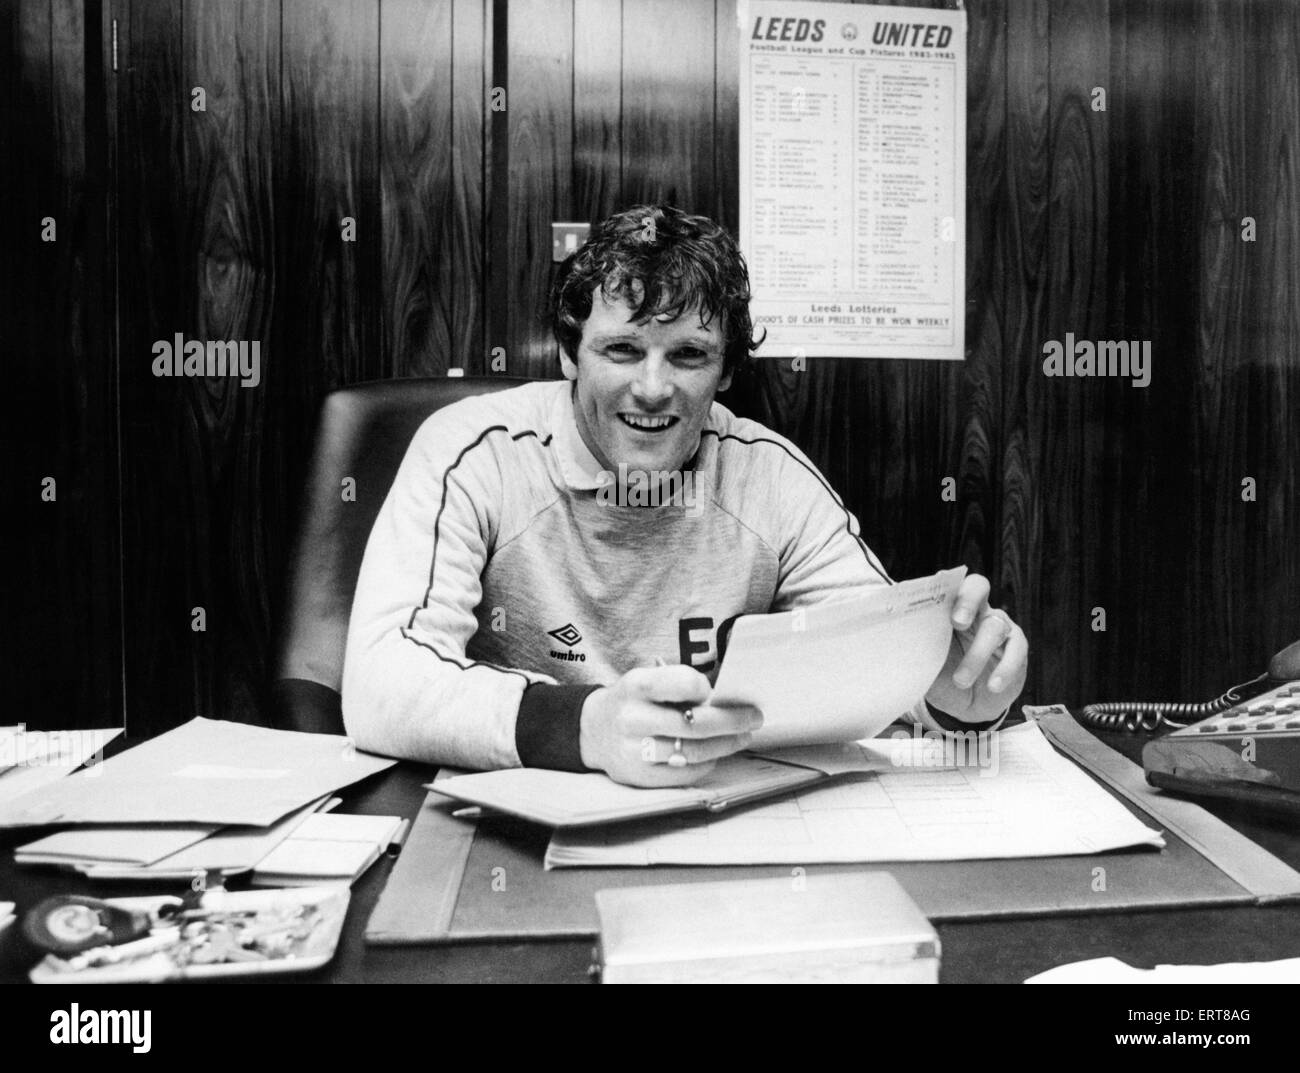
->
[342, 204, 1027, 786]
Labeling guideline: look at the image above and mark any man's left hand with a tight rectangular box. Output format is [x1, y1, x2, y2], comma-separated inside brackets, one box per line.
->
[925, 573, 1028, 725]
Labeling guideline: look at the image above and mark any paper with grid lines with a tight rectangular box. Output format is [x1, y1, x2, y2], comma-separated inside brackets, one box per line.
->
[545, 721, 1164, 867]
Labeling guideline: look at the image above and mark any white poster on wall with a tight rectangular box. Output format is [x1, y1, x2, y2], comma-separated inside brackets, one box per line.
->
[739, 1, 967, 360]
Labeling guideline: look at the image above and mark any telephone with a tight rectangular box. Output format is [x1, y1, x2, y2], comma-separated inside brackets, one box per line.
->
[1081, 640, 1300, 814]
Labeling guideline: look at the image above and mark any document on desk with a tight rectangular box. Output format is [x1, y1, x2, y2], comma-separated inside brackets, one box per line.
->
[545, 721, 1165, 867]
[71, 795, 336, 879]
[712, 567, 967, 748]
[15, 824, 218, 867]
[0, 727, 124, 808]
[430, 754, 827, 828]
[0, 718, 395, 828]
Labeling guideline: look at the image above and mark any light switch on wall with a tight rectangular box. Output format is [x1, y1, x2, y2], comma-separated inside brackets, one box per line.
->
[551, 222, 591, 262]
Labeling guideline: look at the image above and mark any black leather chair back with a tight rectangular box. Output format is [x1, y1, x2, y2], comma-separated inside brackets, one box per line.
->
[270, 376, 537, 733]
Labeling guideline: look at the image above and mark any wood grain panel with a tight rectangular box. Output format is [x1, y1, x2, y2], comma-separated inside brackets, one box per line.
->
[1102, 0, 1200, 701]
[117, 0, 282, 736]
[952, 0, 1006, 596]
[1000, 0, 1053, 703]
[1244, 0, 1300, 663]
[1041, 0, 1109, 704]
[1185, 0, 1300, 693]
[268, 0, 381, 696]
[189, 0, 279, 730]
[9, 0, 57, 728]
[451, 0, 489, 373]
[502, 0, 573, 375]
[620, 0, 713, 210]
[280, 0, 380, 384]
[116, 0, 187, 739]
[573, 0, 621, 224]
[713, 0, 738, 231]
[380, 0, 454, 377]
[4, 0, 120, 730]
[1189, 0, 1254, 693]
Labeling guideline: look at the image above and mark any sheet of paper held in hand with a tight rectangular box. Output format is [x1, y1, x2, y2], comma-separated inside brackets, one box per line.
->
[711, 566, 967, 749]
[545, 721, 1165, 867]
[0, 718, 395, 828]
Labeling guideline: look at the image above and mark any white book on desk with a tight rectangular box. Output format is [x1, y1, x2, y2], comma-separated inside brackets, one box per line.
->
[429, 753, 829, 828]
[252, 813, 403, 886]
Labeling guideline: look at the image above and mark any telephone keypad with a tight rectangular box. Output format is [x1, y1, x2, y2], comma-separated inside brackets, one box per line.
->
[1173, 683, 1300, 738]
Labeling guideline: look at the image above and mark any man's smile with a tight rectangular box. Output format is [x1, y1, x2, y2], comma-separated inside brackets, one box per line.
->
[617, 413, 680, 433]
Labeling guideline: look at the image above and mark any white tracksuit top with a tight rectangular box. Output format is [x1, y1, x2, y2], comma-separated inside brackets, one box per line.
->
[342, 379, 971, 771]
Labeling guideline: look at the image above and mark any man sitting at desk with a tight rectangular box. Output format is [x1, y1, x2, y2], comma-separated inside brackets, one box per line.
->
[342, 205, 1027, 786]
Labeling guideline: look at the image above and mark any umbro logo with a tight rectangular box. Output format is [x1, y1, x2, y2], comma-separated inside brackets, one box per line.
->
[548, 623, 582, 648]
[547, 623, 586, 663]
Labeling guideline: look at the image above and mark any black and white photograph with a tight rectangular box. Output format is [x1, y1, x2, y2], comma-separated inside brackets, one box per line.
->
[1, 0, 1297, 1037]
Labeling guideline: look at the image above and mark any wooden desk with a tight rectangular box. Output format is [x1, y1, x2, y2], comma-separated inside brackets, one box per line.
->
[3, 720, 1300, 984]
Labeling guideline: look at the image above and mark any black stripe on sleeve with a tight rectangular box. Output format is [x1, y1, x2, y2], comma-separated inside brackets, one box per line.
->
[702, 430, 893, 585]
[399, 423, 549, 679]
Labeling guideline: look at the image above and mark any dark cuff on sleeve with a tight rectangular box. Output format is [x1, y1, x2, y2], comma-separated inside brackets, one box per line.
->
[516, 683, 603, 772]
[925, 700, 1007, 734]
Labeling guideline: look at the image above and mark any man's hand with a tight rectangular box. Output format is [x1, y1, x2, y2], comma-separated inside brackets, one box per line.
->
[579, 665, 763, 787]
[925, 573, 1028, 725]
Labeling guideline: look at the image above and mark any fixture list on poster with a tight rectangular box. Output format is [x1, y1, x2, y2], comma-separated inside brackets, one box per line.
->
[739, 1, 966, 359]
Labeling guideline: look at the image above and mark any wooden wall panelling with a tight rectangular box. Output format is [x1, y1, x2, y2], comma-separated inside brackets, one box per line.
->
[713, 0, 739, 233]
[501, 0, 573, 376]
[116, 0, 186, 738]
[1245, 0, 1300, 663]
[186, 0, 282, 728]
[573, 0, 622, 228]
[380, 0, 454, 378]
[1103, 0, 1200, 700]
[1186, 0, 1300, 694]
[1189, 0, 1258, 694]
[451, 0, 489, 373]
[956, 0, 1008, 605]
[279, 0, 380, 388]
[1001, 0, 1054, 704]
[1043, 0, 1110, 705]
[71, 0, 119, 728]
[4, 0, 120, 730]
[117, 0, 281, 735]
[266, 0, 381, 685]
[620, 0, 715, 211]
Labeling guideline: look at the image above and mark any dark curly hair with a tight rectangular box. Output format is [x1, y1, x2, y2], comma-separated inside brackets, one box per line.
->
[550, 205, 762, 378]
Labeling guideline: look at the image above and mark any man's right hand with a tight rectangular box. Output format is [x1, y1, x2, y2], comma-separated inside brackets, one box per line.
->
[579, 665, 763, 787]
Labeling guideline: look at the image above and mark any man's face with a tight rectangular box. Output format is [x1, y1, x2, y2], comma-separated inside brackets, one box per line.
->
[561, 286, 732, 476]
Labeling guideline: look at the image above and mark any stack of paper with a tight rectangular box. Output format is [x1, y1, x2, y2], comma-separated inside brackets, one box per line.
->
[5, 719, 399, 885]
[0, 726, 123, 808]
[16, 825, 217, 868]
[252, 813, 404, 886]
[0, 718, 395, 828]
[15, 796, 338, 880]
